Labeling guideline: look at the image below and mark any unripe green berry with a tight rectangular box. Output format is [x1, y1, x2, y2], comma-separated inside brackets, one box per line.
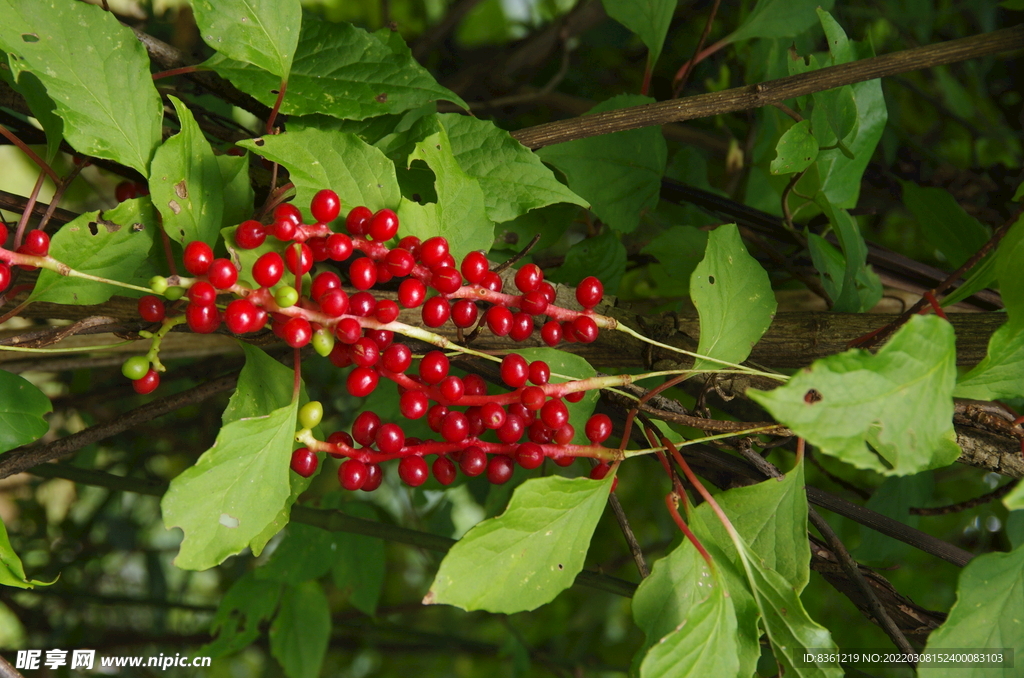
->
[275, 285, 299, 308]
[311, 328, 335, 357]
[150, 276, 168, 295]
[299, 401, 323, 429]
[164, 286, 184, 301]
[122, 356, 150, 381]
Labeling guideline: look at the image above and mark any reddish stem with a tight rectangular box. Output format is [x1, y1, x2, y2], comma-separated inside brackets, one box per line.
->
[14, 171, 46, 250]
[266, 80, 288, 134]
[306, 437, 618, 464]
[0, 124, 60, 184]
[640, 58, 653, 97]
[665, 493, 714, 566]
[922, 291, 949, 320]
[672, 0, 722, 97]
[151, 66, 206, 80]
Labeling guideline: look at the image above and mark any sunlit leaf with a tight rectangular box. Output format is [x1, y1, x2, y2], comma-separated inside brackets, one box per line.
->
[602, 0, 678, 66]
[192, 0, 301, 79]
[771, 120, 819, 174]
[725, 0, 835, 43]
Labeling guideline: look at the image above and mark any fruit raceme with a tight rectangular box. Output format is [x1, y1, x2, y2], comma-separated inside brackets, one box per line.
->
[126, 189, 619, 491]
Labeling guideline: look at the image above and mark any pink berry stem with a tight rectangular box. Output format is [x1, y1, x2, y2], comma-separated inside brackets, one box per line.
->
[0, 248, 153, 294]
[301, 435, 622, 463]
[448, 285, 613, 326]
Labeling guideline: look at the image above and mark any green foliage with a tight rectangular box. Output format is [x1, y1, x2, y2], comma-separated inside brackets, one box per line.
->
[690, 224, 777, 371]
[0, 370, 51, 455]
[902, 181, 990, 268]
[270, 581, 331, 678]
[601, 0, 678, 67]
[814, 201, 882, 312]
[751, 315, 960, 475]
[204, 572, 283, 657]
[0, 54, 61, 161]
[0, 0, 161, 175]
[0, 516, 52, 590]
[427, 475, 613, 613]
[771, 120, 819, 174]
[192, 0, 301, 80]
[725, 0, 835, 43]
[548, 229, 627, 294]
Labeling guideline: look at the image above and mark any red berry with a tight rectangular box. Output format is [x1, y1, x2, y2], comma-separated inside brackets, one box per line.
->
[310, 236, 330, 262]
[422, 297, 450, 327]
[235, 220, 266, 249]
[137, 295, 165, 323]
[0, 263, 9, 293]
[319, 289, 349, 317]
[439, 375, 465, 404]
[541, 398, 568, 429]
[528, 361, 550, 385]
[183, 241, 213, 276]
[398, 456, 429, 487]
[541, 321, 562, 347]
[368, 209, 399, 241]
[208, 258, 239, 289]
[516, 442, 544, 469]
[311, 271, 341, 301]
[374, 299, 400, 324]
[566, 390, 585, 404]
[327, 233, 354, 261]
[349, 291, 376, 317]
[115, 181, 137, 202]
[281, 317, 312, 348]
[375, 423, 406, 454]
[519, 291, 548, 316]
[590, 463, 617, 490]
[441, 411, 470, 442]
[186, 302, 220, 333]
[514, 264, 543, 293]
[252, 252, 284, 287]
[290, 448, 318, 477]
[0, 223, 7, 245]
[529, 420, 555, 444]
[538, 282, 556, 304]
[481, 402, 506, 429]
[352, 411, 382, 446]
[464, 373, 487, 396]
[521, 386, 546, 411]
[384, 248, 415, 277]
[346, 206, 373, 235]
[398, 278, 427, 308]
[465, 406, 485, 437]
[460, 446, 488, 477]
[497, 413, 525, 444]
[339, 459, 368, 491]
[133, 368, 160, 395]
[273, 220, 297, 241]
[328, 344, 352, 368]
[508, 403, 535, 423]
[335, 317, 362, 344]
[188, 280, 217, 306]
[225, 299, 261, 334]
[348, 257, 377, 290]
[501, 354, 529, 388]
[347, 366, 379, 397]
[419, 237, 449, 267]
[481, 271, 503, 292]
[362, 463, 383, 491]
[427, 404, 449, 432]
[366, 329, 393, 350]
[585, 414, 613, 443]
[438, 254, 457, 269]
[274, 203, 303, 228]
[487, 455, 514, 484]
[461, 251, 489, 284]
[311, 189, 341, 223]
[382, 343, 413, 373]
[576, 276, 604, 308]
[433, 457, 457, 485]
[553, 452, 575, 466]
[399, 390, 429, 419]
[451, 300, 479, 328]
[486, 306, 513, 336]
[419, 350, 449, 385]
[510, 313, 534, 341]
[554, 422, 574, 445]
[328, 431, 356, 454]
[351, 337, 380, 367]
[431, 267, 462, 294]
[573, 315, 599, 343]
[284, 243, 313, 275]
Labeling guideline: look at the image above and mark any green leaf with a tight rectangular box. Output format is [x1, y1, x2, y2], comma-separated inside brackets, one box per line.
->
[0, 515, 52, 589]
[238, 128, 401, 220]
[162, 345, 301, 570]
[203, 571, 282, 657]
[901, 181, 990, 269]
[689, 224, 777, 371]
[940, 253, 997, 308]
[427, 475, 613, 613]
[639, 581, 740, 678]
[537, 95, 666, 233]
[725, 0, 835, 43]
[256, 522, 343, 585]
[440, 113, 587, 223]
[750, 315, 961, 475]
[641, 225, 709, 298]
[150, 97, 226, 247]
[0, 54, 61, 161]
[770, 120, 819, 175]
[269, 581, 331, 678]
[204, 17, 465, 120]
[922, 543, 1024, 676]
[813, 85, 859, 145]
[0, 370, 51, 454]
[330, 502, 385, 616]
[191, 0, 301, 79]
[217, 152, 256, 228]
[514, 348, 598, 446]
[30, 198, 157, 305]
[492, 204, 582, 254]
[0, 0, 161, 175]
[954, 323, 1024, 401]
[396, 117, 493, 266]
[602, 0, 678, 67]
[814, 202, 882, 312]
[996, 213, 1024, 324]
[548, 229, 627, 295]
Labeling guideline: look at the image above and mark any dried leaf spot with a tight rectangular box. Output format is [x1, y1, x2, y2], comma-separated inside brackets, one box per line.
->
[131, 222, 144, 232]
[708, 275, 716, 284]
[21, 34, 39, 43]
[168, 200, 181, 215]
[253, 138, 265, 147]
[174, 180, 188, 199]
[97, 217, 120, 233]
[804, 389, 823, 404]
[557, 563, 563, 570]
[375, 92, 388, 103]
[218, 513, 240, 528]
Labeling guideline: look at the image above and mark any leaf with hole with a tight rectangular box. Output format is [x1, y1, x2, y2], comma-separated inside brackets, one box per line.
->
[426, 474, 613, 613]
[689, 224, 777, 372]
[750, 315, 960, 475]
[771, 120, 819, 175]
[0, 0, 162, 175]
[192, 0, 301, 79]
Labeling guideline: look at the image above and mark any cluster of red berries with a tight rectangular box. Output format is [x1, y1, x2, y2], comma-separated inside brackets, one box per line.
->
[0, 223, 52, 293]
[129, 188, 615, 490]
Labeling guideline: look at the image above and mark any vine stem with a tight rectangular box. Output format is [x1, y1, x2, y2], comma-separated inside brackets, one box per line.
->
[266, 79, 288, 133]
[0, 249, 154, 294]
[624, 426, 777, 458]
[0, 340, 134, 353]
[13, 171, 46, 250]
[671, 0, 722, 97]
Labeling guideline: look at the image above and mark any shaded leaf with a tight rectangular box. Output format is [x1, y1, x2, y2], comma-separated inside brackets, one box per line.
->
[269, 581, 331, 678]
[770, 120, 819, 175]
[602, 0, 678, 66]
[726, 0, 835, 43]
[690, 224, 777, 371]
[192, 0, 301, 79]
[492, 204, 581, 254]
[538, 95, 666, 233]
[203, 572, 282, 657]
[954, 323, 1024, 401]
[256, 522, 342, 585]
[814, 201, 882, 312]
[996, 214, 1024, 323]
[0, 54, 61, 161]
[30, 198, 157, 305]
[0, 0, 161, 175]
[440, 113, 586, 223]
[548, 229, 627, 295]
[750, 315, 960, 475]
[150, 97, 225, 247]
[902, 181, 990, 269]
[205, 17, 464, 120]
[853, 472, 934, 565]
[218, 153, 256, 228]
[0, 515, 53, 589]
[642, 225, 708, 298]
[330, 502, 385, 616]
[0, 370, 51, 455]
[427, 475, 612, 613]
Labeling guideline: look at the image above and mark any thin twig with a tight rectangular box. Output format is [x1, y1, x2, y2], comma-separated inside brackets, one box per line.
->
[493, 233, 542, 274]
[0, 124, 59, 184]
[910, 483, 1014, 516]
[606, 492, 650, 578]
[672, 0, 722, 97]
